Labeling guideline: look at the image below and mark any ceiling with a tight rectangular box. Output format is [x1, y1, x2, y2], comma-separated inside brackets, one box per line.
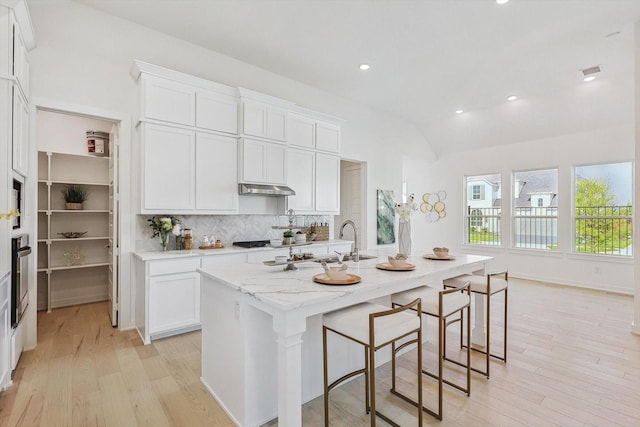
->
[74, 0, 640, 157]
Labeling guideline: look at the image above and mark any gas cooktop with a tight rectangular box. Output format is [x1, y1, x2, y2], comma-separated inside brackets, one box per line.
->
[233, 240, 270, 248]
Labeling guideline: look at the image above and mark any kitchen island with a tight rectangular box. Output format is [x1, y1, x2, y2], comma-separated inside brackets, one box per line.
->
[199, 253, 491, 427]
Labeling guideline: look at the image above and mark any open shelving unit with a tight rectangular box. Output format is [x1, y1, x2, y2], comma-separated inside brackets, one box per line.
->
[37, 151, 111, 312]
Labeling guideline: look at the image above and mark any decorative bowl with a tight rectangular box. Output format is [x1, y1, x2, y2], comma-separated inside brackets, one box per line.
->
[274, 256, 288, 265]
[294, 234, 307, 243]
[325, 267, 349, 280]
[58, 231, 88, 239]
[388, 256, 409, 267]
[433, 247, 450, 258]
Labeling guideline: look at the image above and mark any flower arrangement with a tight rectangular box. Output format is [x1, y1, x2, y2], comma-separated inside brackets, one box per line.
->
[394, 194, 418, 222]
[147, 216, 181, 251]
[0, 209, 20, 220]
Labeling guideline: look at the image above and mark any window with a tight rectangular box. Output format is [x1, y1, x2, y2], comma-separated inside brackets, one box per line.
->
[513, 169, 558, 250]
[466, 174, 501, 246]
[574, 162, 632, 256]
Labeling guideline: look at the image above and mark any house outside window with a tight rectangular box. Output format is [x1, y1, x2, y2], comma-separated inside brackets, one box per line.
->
[513, 169, 558, 250]
[574, 162, 633, 256]
[466, 174, 501, 246]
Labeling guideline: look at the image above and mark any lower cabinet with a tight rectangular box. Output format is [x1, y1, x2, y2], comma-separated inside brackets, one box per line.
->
[135, 256, 202, 344]
[148, 272, 200, 336]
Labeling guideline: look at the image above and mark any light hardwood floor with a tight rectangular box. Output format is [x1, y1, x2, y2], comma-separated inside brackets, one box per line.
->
[1, 278, 639, 426]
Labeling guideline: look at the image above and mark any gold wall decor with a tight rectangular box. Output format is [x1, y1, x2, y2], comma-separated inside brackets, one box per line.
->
[420, 191, 447, 222]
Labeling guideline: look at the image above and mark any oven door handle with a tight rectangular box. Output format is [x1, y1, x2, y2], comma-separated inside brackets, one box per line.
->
[17, 246, 32, 257]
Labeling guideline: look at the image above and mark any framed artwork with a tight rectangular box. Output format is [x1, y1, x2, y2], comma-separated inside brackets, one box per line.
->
[377, 189, 395, 244]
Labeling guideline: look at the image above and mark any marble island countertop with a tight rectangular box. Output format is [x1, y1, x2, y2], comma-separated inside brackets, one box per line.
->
[133, 239, 354, 261]
[198, 253, 491, 313]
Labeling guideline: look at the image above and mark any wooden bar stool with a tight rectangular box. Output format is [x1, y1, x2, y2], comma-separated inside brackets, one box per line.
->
[390, 282, 471, 420]
[443, 271, 508, 379]
[323, 299, 423, 427]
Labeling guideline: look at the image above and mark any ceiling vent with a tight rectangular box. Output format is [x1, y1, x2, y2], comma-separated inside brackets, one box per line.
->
[578, 65, 602, 81]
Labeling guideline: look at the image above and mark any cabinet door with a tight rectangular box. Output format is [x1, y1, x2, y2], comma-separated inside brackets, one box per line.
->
[195, 133, 238, 212]
[239, 139, 266, 183]
[142, 123, 195, 211]
[315, 153, 340, 213]
[196, 90, 238, 135]
[12, 87, 28, 176]
[142, 75, 196, 126]
[265, 143, 286, 185]
[0, 301, 8, 387]
[288, 114, 315, 149]
[242, 100, 267, 138]
[316, 121, 340, 153]
[148, 272, 200, 335]
[287, 148, 315, 212]
[13, 24, 29, 98]
[266, 106, 287, 142]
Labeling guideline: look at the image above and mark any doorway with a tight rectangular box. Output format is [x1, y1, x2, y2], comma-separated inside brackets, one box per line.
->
[34, 108, 120, 327]
[335, 160, 367, 249]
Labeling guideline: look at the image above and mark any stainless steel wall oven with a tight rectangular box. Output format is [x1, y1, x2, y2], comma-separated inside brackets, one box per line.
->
[11, 235, 31, 328]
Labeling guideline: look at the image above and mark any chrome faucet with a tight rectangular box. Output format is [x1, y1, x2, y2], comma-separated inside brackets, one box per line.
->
[338, 220, 359, 262]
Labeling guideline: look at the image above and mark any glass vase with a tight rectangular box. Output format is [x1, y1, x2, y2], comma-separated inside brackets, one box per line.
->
[159, 233, 169, 251]
[398, 220, 412, 257]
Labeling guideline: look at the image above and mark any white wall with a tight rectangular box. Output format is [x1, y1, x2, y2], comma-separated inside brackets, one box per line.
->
[633, 21, 640, 334]
[410, 124, 634, 294]
[26, 1, 436, 329]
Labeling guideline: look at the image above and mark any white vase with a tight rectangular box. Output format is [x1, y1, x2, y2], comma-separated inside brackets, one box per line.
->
[398, 220, 412, 257]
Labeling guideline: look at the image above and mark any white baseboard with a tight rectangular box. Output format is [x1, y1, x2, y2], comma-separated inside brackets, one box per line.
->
[510, 272, 633, 296]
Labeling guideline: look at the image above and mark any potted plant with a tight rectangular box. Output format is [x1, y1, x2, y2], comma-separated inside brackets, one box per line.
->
[282, 230, 294, 245]
[62, 185, 88, 210]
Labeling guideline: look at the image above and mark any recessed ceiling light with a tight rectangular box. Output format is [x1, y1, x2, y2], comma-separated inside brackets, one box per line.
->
[359, 63, 370, 71]
[507, 95, 518, 101]
[496, 0, 509, 4]
[455, 109, 464, 114]
[583, 76, 596, 82]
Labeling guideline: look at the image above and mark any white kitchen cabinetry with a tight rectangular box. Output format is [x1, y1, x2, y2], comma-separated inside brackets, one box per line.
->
[0, 273, 10, 390]
[12, 20, 29, 98]
[316, 121, 340, 153]
[140, 74, 196, 126]
[196, 89, 238, 135]
[288, 150, 340, 214]
[141, 122, 195, 211]
[140, 123, 239, 214]
[195, 132, 238, 212]
[37, 151, 111, 311]
[12, 86, 28, 176]
[135, 256, 201, 344]
[241, 99, 288, 142]
[288, 113, 341, 154]
[287, 148, 315, 212]
[239, 138, 286, 185]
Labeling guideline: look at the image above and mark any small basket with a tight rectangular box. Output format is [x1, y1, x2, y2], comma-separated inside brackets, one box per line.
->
[315, 225, 329, 241]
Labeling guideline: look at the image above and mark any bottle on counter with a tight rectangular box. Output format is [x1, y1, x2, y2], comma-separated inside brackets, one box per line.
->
[184, 228, 193, 250]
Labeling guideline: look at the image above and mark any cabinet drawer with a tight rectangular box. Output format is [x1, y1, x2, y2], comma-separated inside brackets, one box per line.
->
[148, 257, 200, 276]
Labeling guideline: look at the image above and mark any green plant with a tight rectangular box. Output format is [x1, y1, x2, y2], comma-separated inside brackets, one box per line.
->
[283, 230, 294, 238]
[62, 185, 88, 204]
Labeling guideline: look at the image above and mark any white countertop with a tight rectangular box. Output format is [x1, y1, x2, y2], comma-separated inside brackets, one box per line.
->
[198, 253, 491, 313]
[133, 239, 353, 261]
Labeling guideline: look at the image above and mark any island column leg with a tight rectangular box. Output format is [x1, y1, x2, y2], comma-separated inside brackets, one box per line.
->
[471, 262, 487, 347]
[273, 312, 307, 427]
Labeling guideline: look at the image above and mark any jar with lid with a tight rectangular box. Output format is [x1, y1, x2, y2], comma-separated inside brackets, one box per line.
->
[184, 228, 193, 250]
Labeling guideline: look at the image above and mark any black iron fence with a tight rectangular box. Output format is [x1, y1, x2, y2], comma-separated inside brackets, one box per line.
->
[467, 205, 632, 255]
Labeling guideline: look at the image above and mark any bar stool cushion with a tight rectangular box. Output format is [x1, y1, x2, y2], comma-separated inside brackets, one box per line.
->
[391, 286, 469, 317]
[444, 274, 507, 294]
[323, 302, 420, 347]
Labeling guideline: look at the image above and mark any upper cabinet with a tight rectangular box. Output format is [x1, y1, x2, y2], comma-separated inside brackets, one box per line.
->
[141, 75, 196, 126]
[12, 86, 28, 176]
[241, 99, 289, 142]
[288, 111, 341, 153]
[196, 89, 238, 135]
[238, 138, 286, 185]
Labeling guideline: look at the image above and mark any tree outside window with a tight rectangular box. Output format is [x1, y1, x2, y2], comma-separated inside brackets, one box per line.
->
[575, 162, 632, 256]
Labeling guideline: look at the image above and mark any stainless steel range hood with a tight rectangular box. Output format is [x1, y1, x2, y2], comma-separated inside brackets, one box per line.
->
[238, 183, 296, 196]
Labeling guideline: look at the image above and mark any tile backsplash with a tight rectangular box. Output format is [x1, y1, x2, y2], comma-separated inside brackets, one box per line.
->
[136, 214, 332, 251]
